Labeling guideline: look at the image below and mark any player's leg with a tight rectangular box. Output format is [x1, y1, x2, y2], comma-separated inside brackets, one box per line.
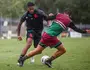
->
[30, 33, 41, 63]
[18, 32, 33, 63]
[21, 37, 33, 56]
[18, 32, 50, 67]
[33, 30, 42, 48]
[44, 36, 66, 68]
[27, 44, 45, 57]
[45, 44, 66, 67]
[18, 44, 45, 67]
[33, 36, 41, 48]
[47, 44, 66, 61]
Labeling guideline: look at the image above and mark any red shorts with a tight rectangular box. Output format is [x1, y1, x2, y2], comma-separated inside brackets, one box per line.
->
[39, 32, 62, 48]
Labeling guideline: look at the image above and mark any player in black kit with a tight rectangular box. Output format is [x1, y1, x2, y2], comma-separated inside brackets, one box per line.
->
[17, 2, 54, 64]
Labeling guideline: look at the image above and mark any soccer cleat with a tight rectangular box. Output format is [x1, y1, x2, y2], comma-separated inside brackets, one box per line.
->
[30, 57, 35, 63]
[17, 58, 24, 67]
[45, 60, 52, 68]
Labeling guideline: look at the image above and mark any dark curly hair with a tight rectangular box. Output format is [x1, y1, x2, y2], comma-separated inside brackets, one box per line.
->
[27, 2, 35, 7]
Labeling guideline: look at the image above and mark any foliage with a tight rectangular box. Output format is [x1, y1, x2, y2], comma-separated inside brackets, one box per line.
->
[0, 0, 90, 23]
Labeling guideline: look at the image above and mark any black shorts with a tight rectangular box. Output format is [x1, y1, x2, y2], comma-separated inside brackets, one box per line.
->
[26, 29, 42, 48]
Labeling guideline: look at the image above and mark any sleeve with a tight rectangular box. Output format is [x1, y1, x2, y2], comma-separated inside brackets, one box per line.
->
[68, 22, 87, 33]
[17, 13, 27, 36]
[20, 13, 27, 22]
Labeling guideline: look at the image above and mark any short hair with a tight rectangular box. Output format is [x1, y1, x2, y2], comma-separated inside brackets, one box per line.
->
[27, 2, 35, 7]
[64, 8, 72, 15]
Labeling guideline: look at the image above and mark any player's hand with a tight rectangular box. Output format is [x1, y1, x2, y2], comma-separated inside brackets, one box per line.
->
[49, 13, 54, 16]
[17, 36, 22, 41]
[86, 30, 90, 34]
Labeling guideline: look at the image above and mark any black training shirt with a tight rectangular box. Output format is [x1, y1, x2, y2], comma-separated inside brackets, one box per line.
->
[20, 9, 47, 31]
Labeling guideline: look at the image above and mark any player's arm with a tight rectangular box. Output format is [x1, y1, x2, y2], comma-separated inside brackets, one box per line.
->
[68, 22, 87, 33]
[47, 14, 56, 20]
[43, 13, 56, 21]
[17, 14, 26, 41]
[38, 9, 56, 20]
[17, 22, 23, 38]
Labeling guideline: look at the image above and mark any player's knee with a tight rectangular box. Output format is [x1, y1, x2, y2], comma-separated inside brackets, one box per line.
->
[28, 43, 32, 46]
[27, 41, 32, 46]
[59, 47, 66, 53]
[62, 48, 66, 53]
[27, 38, 32, 46]
[26, 44, 31, 48]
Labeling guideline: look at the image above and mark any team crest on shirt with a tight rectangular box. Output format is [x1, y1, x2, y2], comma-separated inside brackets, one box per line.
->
[34, 14, 38, 18]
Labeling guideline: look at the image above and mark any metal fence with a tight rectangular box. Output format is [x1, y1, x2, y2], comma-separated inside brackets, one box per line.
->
[0, 18, 90, 39]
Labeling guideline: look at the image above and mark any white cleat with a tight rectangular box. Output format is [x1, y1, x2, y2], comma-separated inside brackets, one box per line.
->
[17, 63, 20, 66]
[30, 57, 35, 63]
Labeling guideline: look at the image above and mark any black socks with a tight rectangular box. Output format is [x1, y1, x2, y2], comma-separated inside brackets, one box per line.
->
[47, 56, 55, 62]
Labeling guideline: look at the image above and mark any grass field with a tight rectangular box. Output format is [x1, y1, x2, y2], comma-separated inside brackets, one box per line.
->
[0, 37, 90, 70]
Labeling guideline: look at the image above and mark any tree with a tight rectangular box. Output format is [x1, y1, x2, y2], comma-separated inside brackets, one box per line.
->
[0, 0, 90, 23]
[0, 0, 33, 18]
[36, 0, 90, 24]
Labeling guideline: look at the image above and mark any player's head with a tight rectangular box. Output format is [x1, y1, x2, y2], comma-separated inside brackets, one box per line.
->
[64, 8, 72, 17]
[27, 2, 35, 14]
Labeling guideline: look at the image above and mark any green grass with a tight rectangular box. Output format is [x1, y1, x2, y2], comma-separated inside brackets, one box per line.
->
[0, 37, 90, 70]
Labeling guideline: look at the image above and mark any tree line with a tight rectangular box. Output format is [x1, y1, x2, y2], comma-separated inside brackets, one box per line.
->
[0, 0, 90, 24]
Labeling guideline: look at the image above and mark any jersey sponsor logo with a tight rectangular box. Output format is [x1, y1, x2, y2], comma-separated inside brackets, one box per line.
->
[28, 14, 32, 17]
[26, 17, 28, 19]
[31, 18, 34, 20]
